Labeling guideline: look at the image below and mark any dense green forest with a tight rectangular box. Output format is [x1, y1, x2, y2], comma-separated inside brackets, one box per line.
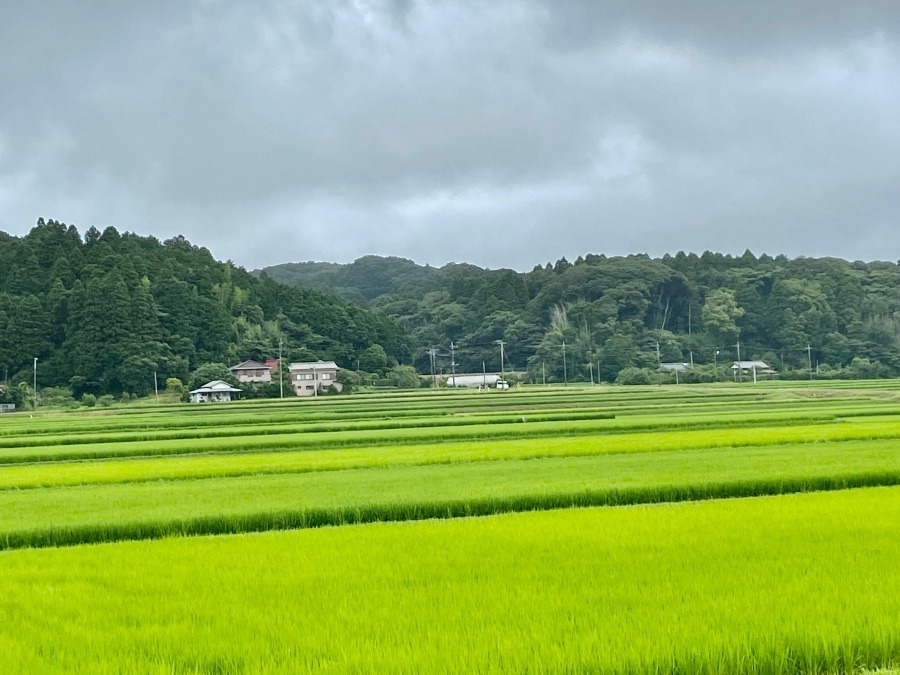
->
[262, 251, 900, 383]
[3, 217, 899, 406]
[0, 220, 409, 403]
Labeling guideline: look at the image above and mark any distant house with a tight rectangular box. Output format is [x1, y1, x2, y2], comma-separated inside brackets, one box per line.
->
[446, 373, 504, 388]
[659, 362, 690, 372]
[289, 361, 342, 397]
[229, 360, 273, 383]
[189, 380, 242, 403]
[731, 360, 777, 380]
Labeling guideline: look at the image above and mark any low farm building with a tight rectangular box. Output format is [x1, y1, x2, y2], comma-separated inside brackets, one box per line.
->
[189, 380, 242, 403]
[446, 373, 504, 388]
[731, 360, 777, 380]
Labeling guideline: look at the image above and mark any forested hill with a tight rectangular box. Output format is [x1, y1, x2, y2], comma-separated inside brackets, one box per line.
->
[261, 252, 900, 382]
[0, 219, 409, 397]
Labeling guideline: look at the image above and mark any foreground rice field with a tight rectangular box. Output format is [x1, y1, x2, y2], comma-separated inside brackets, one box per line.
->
[1, 381, 898, 672]
[0, 488, 897, 673]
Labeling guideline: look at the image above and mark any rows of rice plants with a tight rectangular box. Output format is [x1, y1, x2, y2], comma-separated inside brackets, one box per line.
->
[3, 381, 892, 440]
[1, 383, 898, 671]
[3, 420, 900, 491]
[5, 400, 900, 465]
[2, 437, 898, 549]
[0, 487, 897, 673]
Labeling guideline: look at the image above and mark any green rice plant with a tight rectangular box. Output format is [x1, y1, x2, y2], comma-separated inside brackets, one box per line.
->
[5, 400, 899, 465]
[0, 488, 897, 672]
[0, 439, 897, 549]
[2, 423, 900, 490]
[1, 383, 893, 443]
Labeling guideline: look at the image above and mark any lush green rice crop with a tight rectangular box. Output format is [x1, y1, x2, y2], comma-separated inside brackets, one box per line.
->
[5, 403, 898, 465]
[0, 487, 897, 673]
[2, 421, 900, 490]
[1, 439, 898, 549]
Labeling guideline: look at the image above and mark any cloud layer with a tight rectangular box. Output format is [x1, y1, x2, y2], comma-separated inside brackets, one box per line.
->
[2, 1, 899, 269]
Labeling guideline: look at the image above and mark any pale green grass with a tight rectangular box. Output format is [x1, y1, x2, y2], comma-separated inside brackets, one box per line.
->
[0, 488, 897, 673]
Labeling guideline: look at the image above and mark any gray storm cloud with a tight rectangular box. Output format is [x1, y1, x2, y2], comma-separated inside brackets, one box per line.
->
[1, 1, 898, 269]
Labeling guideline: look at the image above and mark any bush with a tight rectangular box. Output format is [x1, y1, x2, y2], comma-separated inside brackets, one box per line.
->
[39, 386, 77, 409]
[81, 393, 97, 407]
[388, 365, 423, 389]
[242, 382, 282, 400]
[97, 395, 116, 407]
[337, 369, 361, 394]
[615, 367, 665, 386]
[165, 378, 185, 394]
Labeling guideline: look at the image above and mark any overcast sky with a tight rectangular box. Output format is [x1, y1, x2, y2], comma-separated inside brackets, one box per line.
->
[2, 1, 899, 270]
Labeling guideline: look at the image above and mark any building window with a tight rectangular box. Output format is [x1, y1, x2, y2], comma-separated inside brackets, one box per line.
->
[321, 373, 331, 380]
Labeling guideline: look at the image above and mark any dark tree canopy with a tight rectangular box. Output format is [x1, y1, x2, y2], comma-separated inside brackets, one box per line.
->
[0, 220, 410, 395]
[263, 251, 900, 382]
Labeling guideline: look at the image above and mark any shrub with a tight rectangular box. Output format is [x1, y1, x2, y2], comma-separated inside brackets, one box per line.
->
[165, 378, 185, 394]
[81, 393, 97, 407]
[337, 369, 361, 394]
[39, 386, 76, 409]
[388, 366, 423, 389]
[616, 367, 664, 385]
[97, 395, 116, 407]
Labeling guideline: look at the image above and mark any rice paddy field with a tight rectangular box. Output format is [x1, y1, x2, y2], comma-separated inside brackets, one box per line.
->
[1, 381, 899, 673]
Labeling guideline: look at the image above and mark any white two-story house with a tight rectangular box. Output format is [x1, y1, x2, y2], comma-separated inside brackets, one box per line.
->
[288, 361, 342, 397]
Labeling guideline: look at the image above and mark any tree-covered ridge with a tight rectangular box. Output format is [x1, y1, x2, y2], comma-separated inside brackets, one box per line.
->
[0, 219, 409, 397]
[261, 251, 900, 382]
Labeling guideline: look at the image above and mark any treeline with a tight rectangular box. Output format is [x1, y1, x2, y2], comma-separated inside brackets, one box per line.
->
[262, 251, 900, 382]
[0, 219, 408, 402]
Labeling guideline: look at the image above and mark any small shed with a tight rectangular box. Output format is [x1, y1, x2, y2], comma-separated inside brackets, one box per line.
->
[189, 380, 242, 403]
[731, 360, 777, 381]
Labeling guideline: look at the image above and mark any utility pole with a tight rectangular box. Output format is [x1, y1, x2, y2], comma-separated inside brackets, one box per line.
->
[427, 347, 438, 388]
[562, 341, 568, 387]
[714, 350, 719, 381]
[279, 340, 284, 398]
[735, 341, 743, 383]
[655, 341, 661, 368]
[449, 342, 457, 381]
[495, 340, 505, 382]
[807, 344, 813, 381]
[154, 371, 159, 404]
[33, 358, 38, 410]
[589, 362, 594, 385]
[542, 361, 546, 386]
